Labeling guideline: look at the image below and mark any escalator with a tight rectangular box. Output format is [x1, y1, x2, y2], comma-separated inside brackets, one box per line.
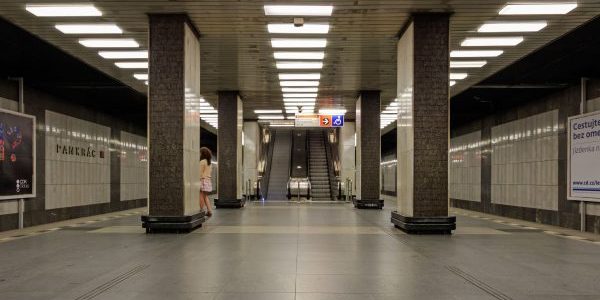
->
[309, 130, 333, 201]
[266, 129, 292, 200]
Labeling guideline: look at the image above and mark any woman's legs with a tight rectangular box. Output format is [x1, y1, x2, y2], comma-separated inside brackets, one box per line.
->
[203, 193, 212, 215]
[199, 191, 206, 212]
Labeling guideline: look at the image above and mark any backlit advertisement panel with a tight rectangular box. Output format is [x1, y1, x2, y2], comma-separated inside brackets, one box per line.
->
[0, 108, 36, 199]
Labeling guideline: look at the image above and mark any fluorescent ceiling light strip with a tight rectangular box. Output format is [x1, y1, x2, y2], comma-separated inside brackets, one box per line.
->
[264, 5, 333, 16]
[283, 98, 316, 102]
[499, 3, 577, 15]
[268, 23, 330, 34]
[478, 21, 547, 32]
[258, 115, 285, 120]
[254, 110, 282, 114]
[274, 52, 325, 60]
[450, 73, 468, 80]
[55, 24, 122, 34]
[319, 109, 346, 114]
[282, 87, 319, 92]
[280, 81, 319, 87]
[79, 38, 139, 48]
[133, 73, 148, 80]
[279, 74, 321, 80]
[284, 102, 316, 107]
[461, 37, 523, 47]
[276, 62, 323, 69]
[271, 38, 327, 48]
[283, 93, 317, 98]
[25, 4, 102, 17]
[450, 61, 487, 68]
[115, 62, 148, 69]
[450, 81, 457, 87]
[99, 50, 148, 59]
[450, 50, 503, 58]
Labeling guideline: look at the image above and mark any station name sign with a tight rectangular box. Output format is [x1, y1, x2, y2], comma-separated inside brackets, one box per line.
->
[294, 114, 344, 128]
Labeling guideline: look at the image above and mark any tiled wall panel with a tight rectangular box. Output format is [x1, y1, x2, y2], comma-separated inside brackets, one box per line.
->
[45, 111, 110, 209]
[120, 131, 148, 201]
[491, 110, 559, 211]
[449, 131, 482, 202]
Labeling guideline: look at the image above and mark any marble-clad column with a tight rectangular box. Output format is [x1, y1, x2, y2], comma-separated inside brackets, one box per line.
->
[354, 90, 384, 209]
[215, 91, 245, 208]
[142, 14, 205, 232]
[391, 14, 456, 233]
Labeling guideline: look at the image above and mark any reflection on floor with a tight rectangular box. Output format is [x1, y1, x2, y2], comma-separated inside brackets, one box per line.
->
[1, 201, 600, 300]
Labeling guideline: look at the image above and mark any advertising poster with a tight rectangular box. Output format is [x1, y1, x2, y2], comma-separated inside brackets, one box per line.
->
[0, 108, 36, 199]
[568, 110, 600, 202]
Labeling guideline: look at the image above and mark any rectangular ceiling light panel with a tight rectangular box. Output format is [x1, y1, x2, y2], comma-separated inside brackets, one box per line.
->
[254, 110, 283, 114]
[283, 93, 318, 98]
[99, 50, 148, 59]
[280, 81, 319, 87]
[133, 73, 148, 80]
[450, 73, 468, 80]
[478, 21, 548, 32]
[79, 38, 139, 48]
[264, 5, 333, 16]
[271, 38, 327, 48]
[26, 4, 102, 17]
[56, 24, 122, 34]
[462, 37, 524, 47]
[274, 52, 325, 60]
[115, 62, 148, 69]
[279, 74, 321, 80]
[276, 62, 323, 69]
[499, 3, 577, 15]
[450, 61, 487, 68]
[283, 98, 316, 102]
[450, 50, 503, 57]
[282, 87, 319, 92]
[268, 23, 330, 34]
[319, 109, 346, 115]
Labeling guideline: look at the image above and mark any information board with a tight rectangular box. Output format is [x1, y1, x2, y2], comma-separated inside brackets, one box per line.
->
[0, 108, 36, 200]
[568, 110, 600, 202]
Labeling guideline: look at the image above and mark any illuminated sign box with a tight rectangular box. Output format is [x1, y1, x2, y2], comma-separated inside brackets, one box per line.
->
[0, 108, 36, 200]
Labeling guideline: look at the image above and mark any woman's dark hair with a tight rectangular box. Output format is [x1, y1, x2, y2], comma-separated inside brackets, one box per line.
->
[200, 147, 212, 165]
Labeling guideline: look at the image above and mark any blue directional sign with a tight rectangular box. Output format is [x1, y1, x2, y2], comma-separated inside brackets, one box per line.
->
[331, 115, 344, 127]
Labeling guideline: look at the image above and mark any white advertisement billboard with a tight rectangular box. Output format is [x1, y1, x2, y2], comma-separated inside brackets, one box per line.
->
[568, 111, 600, 202]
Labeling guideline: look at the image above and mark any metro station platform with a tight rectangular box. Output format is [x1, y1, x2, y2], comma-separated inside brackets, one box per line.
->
[1, 201, 600, 300]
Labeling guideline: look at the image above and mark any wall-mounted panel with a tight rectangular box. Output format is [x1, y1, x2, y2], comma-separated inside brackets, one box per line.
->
[45, 110, 110, 209]
[449, 131, 482, 202]
[120, 131, 148, 201]
[491, 110, 559, 211]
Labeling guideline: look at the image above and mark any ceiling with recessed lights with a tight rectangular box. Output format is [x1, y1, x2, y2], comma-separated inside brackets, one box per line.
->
[0, 1, 598, 127]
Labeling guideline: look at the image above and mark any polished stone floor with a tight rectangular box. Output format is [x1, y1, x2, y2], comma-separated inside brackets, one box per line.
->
[1, 201, 600, 300]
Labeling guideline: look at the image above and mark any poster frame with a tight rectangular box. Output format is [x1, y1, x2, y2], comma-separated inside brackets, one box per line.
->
[0, 107, 36, 200]
[567, 110, 600, 202]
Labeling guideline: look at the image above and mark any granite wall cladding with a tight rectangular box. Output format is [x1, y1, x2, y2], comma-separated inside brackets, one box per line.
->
[217, 91, 243, 201]
[449, 131, 482, 202]
[357, 91, 381, 201]
[491, 110, 560, 211]
[120, 131, 148, 201]
[0, 79, 146, 232]
[45, 111, 111, 209]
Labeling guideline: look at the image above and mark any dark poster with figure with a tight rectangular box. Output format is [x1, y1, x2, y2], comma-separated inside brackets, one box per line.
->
[0, 108, 35, 199]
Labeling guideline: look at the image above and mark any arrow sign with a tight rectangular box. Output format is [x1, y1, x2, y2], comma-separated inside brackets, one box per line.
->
[319, 115, 332, 127]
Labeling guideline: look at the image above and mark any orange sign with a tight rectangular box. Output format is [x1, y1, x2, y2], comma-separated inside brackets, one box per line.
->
[319, 115, 332, 127]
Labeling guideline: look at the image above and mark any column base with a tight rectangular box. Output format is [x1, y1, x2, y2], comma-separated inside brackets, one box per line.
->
[353, 199, 384, 209]
[141, 212, 205, 233]
[214, 198, 246, 208]
[391, 211, 455, 234]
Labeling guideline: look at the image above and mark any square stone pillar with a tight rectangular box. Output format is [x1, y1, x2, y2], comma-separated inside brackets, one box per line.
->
[391, 14, 456, 233]
[215, 91, 245, 208]
[354, 91, 384, 209]
[142, 14, 205, 232]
